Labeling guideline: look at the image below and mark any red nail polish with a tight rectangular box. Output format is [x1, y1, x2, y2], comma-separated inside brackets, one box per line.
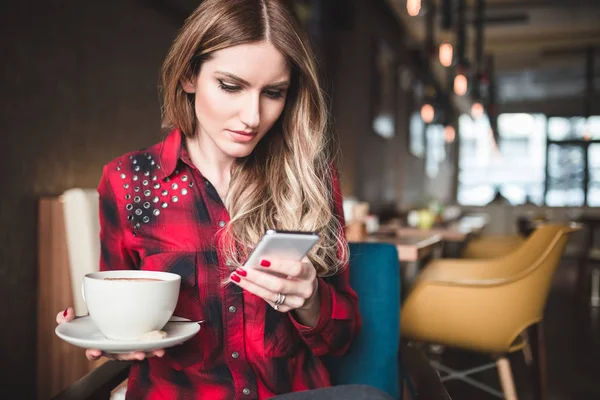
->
[230, 274, 241, 283]
[236, 268, 247, 277]
[260, 260, 271, 267]
[63, 308, 68, 317]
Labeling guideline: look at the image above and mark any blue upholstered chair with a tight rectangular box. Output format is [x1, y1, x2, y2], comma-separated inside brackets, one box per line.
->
[324, 242, 402, 399]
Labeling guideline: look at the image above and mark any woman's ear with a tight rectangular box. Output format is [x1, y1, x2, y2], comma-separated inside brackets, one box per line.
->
[181, 75, 197, 94]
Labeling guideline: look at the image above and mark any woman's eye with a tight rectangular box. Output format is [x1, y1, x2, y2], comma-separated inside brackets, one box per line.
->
[218, 80, 241, 93]
[264, 90, 283, 99]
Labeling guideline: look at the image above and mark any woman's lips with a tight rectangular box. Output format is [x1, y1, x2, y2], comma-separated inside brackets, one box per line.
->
[227, 129, 258, 143]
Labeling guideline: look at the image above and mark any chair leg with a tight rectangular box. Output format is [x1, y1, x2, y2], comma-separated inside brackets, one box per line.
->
[496, 357, 518, 400]
[527, 323, 548, 400]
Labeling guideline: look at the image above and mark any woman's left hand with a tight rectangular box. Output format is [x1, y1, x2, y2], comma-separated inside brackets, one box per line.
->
[229, 257, 319, 314]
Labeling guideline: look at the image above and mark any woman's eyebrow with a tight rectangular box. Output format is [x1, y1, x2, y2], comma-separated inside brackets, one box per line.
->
[215, 71, 289, 89]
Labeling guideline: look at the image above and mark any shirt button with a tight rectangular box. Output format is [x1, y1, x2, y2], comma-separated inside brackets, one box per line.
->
[228, 305, 237, 313]
[219, 220, 226, 227]
[243, 388, 251, 396]
[231, 351, 239, 359]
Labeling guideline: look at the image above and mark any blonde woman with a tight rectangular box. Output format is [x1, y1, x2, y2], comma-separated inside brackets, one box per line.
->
[57, 1, 391, 399]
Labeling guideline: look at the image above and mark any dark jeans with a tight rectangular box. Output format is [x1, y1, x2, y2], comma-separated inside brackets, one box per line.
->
[270, 385, 393, 400]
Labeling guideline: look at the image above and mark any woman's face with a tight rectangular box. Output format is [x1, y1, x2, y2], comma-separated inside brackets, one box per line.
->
[183, 41, 291, 160]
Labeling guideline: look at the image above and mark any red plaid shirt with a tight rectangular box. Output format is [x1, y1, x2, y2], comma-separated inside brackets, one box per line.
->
[98, 129, 361, 399]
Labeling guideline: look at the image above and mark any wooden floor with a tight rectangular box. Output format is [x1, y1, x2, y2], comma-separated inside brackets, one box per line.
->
[427, 259, 600, 400]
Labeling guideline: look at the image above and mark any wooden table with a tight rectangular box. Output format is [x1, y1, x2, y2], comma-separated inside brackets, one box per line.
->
[368, 234, 443, 262]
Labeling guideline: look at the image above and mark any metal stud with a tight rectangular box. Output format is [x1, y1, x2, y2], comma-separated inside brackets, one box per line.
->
[143, 216, 150, 223]
[147, 155, 152, 160]
[134, 187, 140, 193]
[153, 183, 160, 189]
[181, 175, 188, 182]
[165, 177, 170, 182]
[124, 183, 130, 189]
[135, 209, 142, 216]
[118, 160, 122, 165]
[162, 190, 168, 196]
[144, 171, 150, 177]
[172, 196, 179, 203]
[153, 196, 159, 203]
[126, 204, 133, 211]
[133, 175, 139, 181]
[129, 155, 133, 160]
[116, 166, 121, 171]
[120, 173, 126, 179]
[172, 183, 178, 190]
[127, 215, 133, 221]
[161, 202, 168, 208]
[153, 209, 160, 216]
[152, 176, 158, 181]
[157, 165, 161, 169]
[181, 188, 188, 195]
[132, 158, 137, 164]
[142, 180, 149, 186]
[189, 181, 194, 187]
[134, 165, 140, 172]
[143, 202, 150, 209]
[134, 196, 141, 203]
[125, 194, 131, 200]
[144, 190, 151, 196]
[134, 222, 141, 229]
[150, 160, 155, 166]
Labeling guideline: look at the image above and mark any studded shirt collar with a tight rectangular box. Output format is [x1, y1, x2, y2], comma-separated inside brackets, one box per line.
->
[157, 128, 184, 180]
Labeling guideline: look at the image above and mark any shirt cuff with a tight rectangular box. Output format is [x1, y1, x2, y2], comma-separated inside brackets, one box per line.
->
[289, 277, 333, 335]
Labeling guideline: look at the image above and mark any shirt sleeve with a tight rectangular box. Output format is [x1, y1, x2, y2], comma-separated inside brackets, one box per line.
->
[98, 164, 136, 271]
[289, 165, 362, 356]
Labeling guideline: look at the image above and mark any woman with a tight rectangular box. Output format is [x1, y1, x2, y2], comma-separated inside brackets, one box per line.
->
[57, 1, 389, 399]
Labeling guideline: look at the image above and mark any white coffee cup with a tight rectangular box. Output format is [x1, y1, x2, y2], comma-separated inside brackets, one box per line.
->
[82, 270, 181, 340]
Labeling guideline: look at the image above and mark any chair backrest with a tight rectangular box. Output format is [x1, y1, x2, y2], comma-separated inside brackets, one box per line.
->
[62, 188, 100, 316]
[499, 224, 579, 334]
[324, 242, 401, 399]
[403, 223, 578, 353]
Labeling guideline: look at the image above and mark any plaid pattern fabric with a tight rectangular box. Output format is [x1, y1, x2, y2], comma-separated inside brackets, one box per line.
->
[98, 129, 361, 399]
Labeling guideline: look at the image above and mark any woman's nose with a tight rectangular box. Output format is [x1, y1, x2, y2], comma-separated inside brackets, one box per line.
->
[239, 93, 260, 129]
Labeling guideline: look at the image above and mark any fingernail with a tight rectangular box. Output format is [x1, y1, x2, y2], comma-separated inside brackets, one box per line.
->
[230, 274, 241, 283]
[236, 268, 247, 277]
[260, 259, 271, 267]
[63, 308, 68, 317]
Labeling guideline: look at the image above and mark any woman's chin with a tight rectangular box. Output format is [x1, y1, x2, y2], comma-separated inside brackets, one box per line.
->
[224, 143, 257, 159]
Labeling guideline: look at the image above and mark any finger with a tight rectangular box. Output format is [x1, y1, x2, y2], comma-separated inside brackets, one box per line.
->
[149, 349, 165, 358]
[56, 307, 74, 324]
[86, 349, 103, 360]
[235, 267, 299, 296]
[273, 294, 305, 309]
[101, 351, 146, 361]
[259, 258, 311, 279]
[230, 272, 280, 305]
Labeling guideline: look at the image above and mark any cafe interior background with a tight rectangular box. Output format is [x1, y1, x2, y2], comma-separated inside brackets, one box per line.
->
[2, 0, 600, 399]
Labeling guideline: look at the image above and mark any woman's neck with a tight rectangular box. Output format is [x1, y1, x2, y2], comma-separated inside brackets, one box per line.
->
[185, 133, 233, 201]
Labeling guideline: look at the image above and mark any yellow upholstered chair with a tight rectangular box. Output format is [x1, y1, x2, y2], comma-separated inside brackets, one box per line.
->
[462, 234, 526, 259]
[401, 224, 579, 400]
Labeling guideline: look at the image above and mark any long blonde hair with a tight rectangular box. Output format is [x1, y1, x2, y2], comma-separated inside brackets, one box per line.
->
[161, 0, 347, 276]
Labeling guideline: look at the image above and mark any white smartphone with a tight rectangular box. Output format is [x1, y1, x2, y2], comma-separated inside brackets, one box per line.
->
[243, 230, 320, 268]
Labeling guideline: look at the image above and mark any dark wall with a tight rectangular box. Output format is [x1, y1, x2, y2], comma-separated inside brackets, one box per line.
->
[0, 1, 177, 395]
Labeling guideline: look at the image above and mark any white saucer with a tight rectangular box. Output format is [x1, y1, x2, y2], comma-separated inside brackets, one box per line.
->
[55, 316, 201, 353]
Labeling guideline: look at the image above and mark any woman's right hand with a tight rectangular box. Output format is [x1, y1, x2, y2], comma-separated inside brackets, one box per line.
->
[56, 307, 165, 361]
